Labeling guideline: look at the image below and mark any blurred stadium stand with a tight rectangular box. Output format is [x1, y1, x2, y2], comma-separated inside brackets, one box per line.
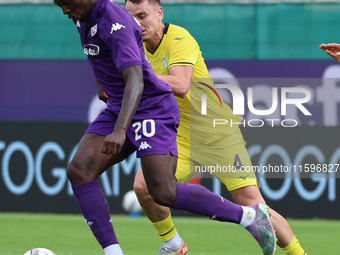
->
[1, 0, 340, 59]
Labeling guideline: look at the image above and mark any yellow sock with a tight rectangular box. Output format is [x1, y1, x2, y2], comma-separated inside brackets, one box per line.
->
[282, 236, 308, 255]
[152, 213, 177, 242]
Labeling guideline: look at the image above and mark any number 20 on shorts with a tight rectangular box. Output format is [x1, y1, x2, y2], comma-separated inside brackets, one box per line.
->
[132, 119, 156, 141]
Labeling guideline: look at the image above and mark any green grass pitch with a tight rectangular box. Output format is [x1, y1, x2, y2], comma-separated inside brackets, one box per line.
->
[0, 212, 338, 255]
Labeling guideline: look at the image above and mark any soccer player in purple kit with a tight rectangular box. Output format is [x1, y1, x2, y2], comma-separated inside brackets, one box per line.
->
[53, 0, 276, 254]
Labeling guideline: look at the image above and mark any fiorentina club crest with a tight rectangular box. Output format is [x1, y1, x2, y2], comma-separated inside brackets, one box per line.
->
[91, 24, 98, 37]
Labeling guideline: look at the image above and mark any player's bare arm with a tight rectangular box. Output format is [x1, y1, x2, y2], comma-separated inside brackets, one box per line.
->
[101, 65, 144, 155]
[95, 79, 108, 103]
[319, 43, 340, 63]
[157, 65, 194, 98]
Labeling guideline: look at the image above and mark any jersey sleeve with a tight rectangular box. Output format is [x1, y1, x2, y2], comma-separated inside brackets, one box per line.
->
[100, 12, 143, 73]
[167, 29, 199, 69]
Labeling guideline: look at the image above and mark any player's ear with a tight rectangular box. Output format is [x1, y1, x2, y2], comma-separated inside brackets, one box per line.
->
[158, 6, 164, 21]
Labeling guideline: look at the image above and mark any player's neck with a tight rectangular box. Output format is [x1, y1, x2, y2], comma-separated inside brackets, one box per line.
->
[145, 23, 165, 53]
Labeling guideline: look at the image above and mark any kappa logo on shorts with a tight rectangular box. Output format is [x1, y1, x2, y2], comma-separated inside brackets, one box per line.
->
[138, 141, 152, 150]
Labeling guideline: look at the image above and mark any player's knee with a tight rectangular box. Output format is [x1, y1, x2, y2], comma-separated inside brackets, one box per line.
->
[231, 186, 265, 206]
[66, 163, 78, 184]
[148, 185, 176, 207]
[66, 161, 90, 185]
[133, 176, 149, 199]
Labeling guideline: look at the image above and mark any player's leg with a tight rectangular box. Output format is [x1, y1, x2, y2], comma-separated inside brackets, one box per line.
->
[133, 138, 191, 254]
[140, 153, 276, 255]
[133, 168, 187, 255]
[222, 142, 308, 255]
[134, 169, 170, 222]
[231, 186, 307, 255]
[67, 133, 128, 255]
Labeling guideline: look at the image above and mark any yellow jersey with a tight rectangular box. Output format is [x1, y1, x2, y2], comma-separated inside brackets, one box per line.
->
[144, 23, 243, 146]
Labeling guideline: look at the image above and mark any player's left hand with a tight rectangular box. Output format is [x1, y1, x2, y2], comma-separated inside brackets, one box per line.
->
[101, 129, 126, 155]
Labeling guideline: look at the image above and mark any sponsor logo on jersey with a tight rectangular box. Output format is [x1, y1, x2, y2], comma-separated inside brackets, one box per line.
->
[91, 24, 98, 37]
[84, 44, 100, 56]
[138, 141, 152, 150]
[110, 23, 126, 33]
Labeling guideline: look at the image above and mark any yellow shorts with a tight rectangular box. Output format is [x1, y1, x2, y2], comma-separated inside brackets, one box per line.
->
[175, 132, 258, 191]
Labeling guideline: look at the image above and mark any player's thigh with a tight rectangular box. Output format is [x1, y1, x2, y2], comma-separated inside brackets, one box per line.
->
[134, 138, 190, 196]
[140, 153, 178, 206]
[67, 133, 127, 185]
[134, 138, 191, 193]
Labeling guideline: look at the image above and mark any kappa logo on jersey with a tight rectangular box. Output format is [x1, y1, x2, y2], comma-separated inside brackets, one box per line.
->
[84, 44, 100, 56]
[138, 141, 152, 150]
[110, 23, 126, 33]
[91, 24, 98, 37]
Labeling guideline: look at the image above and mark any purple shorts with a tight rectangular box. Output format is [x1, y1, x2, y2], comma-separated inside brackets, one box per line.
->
[86, 96, 179, 158]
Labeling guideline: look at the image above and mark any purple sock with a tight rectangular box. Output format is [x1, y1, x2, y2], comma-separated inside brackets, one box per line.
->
[72, 180, 118, 249]
[174, 182, 243, 223]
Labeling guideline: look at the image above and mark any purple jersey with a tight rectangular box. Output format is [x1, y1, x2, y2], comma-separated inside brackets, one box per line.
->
[76, 0, 173, 118]
[77, 0, 179, 157]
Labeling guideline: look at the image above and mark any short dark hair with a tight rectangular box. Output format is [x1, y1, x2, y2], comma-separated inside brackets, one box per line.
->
[125, 0, 161, 6]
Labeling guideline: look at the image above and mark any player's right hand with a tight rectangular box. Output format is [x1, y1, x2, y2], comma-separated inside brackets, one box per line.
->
[101, 129, 126, 155]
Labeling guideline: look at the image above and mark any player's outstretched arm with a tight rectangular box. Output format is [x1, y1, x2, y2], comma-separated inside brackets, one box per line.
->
[101, 65, 144, 155]
[319, 43, 340, 63]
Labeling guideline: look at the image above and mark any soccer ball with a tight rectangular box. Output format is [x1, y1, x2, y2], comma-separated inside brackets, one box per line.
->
[122, 190, 142, 214]
[23, 248, 56, 255]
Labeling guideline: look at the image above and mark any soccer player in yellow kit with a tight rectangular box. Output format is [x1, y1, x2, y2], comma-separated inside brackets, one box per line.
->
[124, 1, 308, 254]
